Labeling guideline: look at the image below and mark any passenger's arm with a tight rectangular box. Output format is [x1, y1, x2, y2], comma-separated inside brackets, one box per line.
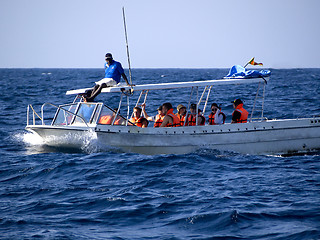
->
[214, 109, 223, 124]
[122, 73, 130, 86]
[231, 111, 241, 123]
[160, 115, 172, 127]
[141, 104, 153, 121]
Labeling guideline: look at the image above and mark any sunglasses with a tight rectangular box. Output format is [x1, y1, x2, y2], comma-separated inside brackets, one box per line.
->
[211, 108, 218, 111]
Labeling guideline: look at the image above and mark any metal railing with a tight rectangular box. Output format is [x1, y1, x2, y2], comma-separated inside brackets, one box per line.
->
[27, 103, 89, 127]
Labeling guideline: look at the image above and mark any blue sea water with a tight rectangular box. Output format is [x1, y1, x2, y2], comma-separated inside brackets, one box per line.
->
[0, 68, 320, 239]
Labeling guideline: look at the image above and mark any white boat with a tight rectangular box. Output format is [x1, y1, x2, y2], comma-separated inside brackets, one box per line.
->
[25, 76, 320, 155]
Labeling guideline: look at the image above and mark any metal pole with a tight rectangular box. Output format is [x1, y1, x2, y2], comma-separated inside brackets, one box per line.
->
[122, 7, 133, 86]
[243, 57, 254, 68]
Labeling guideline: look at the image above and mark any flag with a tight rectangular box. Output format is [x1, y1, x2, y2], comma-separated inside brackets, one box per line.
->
[248, 57, 263, 66]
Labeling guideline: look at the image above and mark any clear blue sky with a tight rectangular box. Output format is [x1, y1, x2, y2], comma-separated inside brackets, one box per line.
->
[1, 0, 319, 68]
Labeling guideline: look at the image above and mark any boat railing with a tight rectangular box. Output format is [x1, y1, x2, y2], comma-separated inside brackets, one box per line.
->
[27, 104, 43, 126]
[27, 103, 89, 127]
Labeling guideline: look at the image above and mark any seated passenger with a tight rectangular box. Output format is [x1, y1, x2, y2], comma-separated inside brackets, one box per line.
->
[130, 107, 145, 127]
[176, 104, 187, 126]
[140, 117, 149, 128]
[160, 102, 180, 127]
[186, 103, 205, 126]
[208, 103, 226, 125]
[141, 104, 165, 127]
[231, 99, 248, 123]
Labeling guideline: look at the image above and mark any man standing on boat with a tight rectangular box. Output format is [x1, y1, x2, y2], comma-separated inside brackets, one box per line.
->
[231, 99, 248, 123]
[85, 53, 130, 101]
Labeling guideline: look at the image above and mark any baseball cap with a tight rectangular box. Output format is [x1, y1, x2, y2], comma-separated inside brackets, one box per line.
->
[105, 53, 113, 59]
[177, 104, 186, 111]
[231, 99, 243, 105]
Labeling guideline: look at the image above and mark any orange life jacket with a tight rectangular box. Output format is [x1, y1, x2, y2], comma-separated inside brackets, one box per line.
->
[176, 113, 186, 126]
[233, 104, 248, 123]
[165, 109, 180, 127]
[99, 115, 113, 125]
[130, 116, 143, 127]
[187, 113, 205, 126]
[154, 114, 164, 128]
[208, 111, 226, 125]
[187, 114, 196, 126]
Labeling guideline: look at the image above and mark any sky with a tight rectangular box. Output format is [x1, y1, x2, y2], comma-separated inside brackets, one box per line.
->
[1, 0, 320, 68]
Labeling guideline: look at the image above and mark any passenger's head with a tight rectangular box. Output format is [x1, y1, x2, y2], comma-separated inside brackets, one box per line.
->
[157, 105, 164, 115]
[211, 103, 219, 113]
[231, 99, 243, 108]
[190, 103, 197, 113]
[162, 102, 172, 114]
[140, 117, 149, 128]
[105, 53, 113, 64]
[133, 107, 142, 118]
[177, 104, 186, 115]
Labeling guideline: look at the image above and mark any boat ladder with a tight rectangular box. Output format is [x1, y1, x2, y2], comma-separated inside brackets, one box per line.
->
[197, 85, 213, 115]
[129, 90, 149, 119]
[250, 81, 266, 122]
[115, 92, 133, 126]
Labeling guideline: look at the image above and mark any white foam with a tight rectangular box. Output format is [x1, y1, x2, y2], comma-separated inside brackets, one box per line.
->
[15, 132, 44, 146]
[15, 130, 122, 154]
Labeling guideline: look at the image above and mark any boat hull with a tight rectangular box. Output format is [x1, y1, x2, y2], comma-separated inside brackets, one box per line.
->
[26, 117, 320, 155]
[25, 126, 97, 149]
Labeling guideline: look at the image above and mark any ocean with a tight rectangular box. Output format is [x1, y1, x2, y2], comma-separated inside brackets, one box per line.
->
[0, 68, 319, 239]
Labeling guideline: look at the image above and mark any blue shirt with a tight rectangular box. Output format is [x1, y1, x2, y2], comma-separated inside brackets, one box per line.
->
[104, 60, 124, 83]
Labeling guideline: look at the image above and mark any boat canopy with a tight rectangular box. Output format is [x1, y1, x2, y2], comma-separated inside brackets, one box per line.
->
[66, 77, 269, 95]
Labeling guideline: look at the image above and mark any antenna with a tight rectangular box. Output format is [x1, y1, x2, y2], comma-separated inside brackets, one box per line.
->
[122, 7, 133, 85]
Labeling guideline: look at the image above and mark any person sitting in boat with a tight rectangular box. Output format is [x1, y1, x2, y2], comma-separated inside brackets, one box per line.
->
[231, 99, 249, 123]
[208, 103, 226, 125]
[186, 103, 205, 126]
[160, 102, 180, 127]
[84, 53, 131, 102]
[130, 107, 148, 127]
[141, 104, 165, 128]
[176, 104, 187, 126]
[140, 117, 149, 128]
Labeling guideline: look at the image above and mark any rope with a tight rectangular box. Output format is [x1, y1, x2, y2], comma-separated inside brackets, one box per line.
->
[29, 105, 42, 120]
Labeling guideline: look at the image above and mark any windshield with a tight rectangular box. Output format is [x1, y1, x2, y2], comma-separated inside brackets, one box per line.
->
[52, 103, 101, 126]
[98, 105, 127, 125]
[52, 104, 78, 126]
[73, 103, 97, 124]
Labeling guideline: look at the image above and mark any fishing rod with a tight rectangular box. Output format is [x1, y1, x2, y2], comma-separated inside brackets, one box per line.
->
[122, 7, 133, 86]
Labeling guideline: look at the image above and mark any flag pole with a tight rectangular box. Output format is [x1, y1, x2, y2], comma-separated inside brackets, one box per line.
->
[244, 57, 254, 68]
[122, 7, 133, 86]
